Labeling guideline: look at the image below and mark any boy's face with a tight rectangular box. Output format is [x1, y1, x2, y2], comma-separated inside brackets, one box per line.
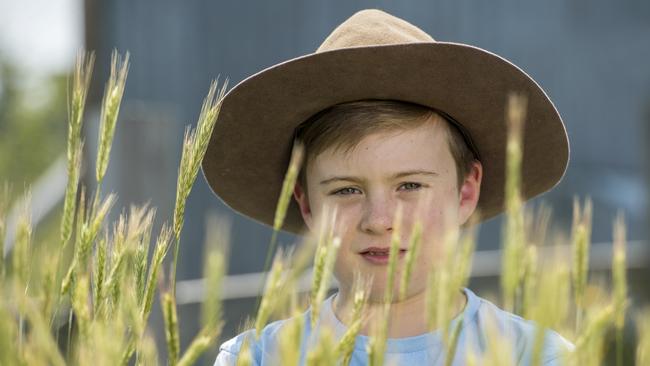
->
[293, 117, 482, 301]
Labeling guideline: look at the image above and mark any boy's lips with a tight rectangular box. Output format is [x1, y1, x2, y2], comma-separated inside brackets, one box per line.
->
[358, 246, 407, 265]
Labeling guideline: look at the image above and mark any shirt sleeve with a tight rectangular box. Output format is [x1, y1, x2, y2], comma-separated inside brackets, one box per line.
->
[541, 331, 574, 366]
[213, 348, 238, 366]
[214, 329, 262, 366]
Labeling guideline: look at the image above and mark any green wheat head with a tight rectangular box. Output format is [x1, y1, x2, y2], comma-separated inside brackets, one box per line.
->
[96, 50, 129, 185]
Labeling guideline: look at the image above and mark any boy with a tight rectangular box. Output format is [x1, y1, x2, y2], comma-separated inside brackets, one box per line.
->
[202, 8, 572, 365]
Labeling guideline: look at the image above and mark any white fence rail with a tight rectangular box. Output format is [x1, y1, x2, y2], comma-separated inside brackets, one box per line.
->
[4, 157, 648, 305]
[176, 240, 649, 305]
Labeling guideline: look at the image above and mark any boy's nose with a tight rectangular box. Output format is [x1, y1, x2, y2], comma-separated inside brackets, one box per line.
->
[358, 197, 395, 235]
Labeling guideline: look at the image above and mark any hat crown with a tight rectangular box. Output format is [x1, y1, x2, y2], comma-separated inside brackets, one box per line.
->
[316, 9, 435, 53]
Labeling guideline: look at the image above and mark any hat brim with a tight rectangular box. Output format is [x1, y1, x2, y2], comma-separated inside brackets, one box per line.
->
[201, 42, 569, 235]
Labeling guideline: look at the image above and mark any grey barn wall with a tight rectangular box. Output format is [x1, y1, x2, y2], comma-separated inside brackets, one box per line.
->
[84, 0, 650, 362]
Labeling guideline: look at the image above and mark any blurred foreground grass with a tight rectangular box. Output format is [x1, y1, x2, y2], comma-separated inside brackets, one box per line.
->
[0, 51, 648, 365]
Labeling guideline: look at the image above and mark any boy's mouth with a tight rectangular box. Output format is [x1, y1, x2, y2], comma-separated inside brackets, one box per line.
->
[359, 247, 407, 265]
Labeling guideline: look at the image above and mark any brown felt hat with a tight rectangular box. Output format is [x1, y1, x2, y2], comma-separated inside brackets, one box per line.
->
[201, 8, 569, 235]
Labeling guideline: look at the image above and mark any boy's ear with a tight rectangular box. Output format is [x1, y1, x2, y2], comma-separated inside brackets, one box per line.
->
[293, 182, 314, 230]
[458, 160, 483, 225]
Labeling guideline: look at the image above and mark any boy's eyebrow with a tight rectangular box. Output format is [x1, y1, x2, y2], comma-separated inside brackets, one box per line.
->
[319, 170, 438, 185]
[391, 170, 439, 179]
[319, 176, 362, 185]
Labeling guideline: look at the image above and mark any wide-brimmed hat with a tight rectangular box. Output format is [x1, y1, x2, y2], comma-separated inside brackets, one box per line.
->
[201, 8, 569, 235]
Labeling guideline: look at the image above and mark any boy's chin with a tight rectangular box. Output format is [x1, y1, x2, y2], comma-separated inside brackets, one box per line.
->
[364, 284, 407, 303]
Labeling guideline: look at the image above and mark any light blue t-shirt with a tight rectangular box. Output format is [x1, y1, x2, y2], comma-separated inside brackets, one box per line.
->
[215, 288, 573, 365]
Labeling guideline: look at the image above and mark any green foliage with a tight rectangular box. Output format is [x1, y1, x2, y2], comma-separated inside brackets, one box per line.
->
[0, 58, 67, 202]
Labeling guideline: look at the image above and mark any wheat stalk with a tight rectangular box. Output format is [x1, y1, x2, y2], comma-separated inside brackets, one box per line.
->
[258, 142, 306, 298]
[162, 290, 180, 365]
[96, 50, 129, 186]
[173, 127, 195, 239]
[612, 212, 628, 366]
[12, 194, 33, 290]
[636, 308, 650, 366]
[255, 248, 288, 337]
[426, 220, 459, 340]
[170, 214, 230, 365]
[235, 335, 253, 366]
[501, 92, 528, 313]
[571, 197, 592, 331]
[573, 303, 614, 365]
[170, 78, 228, 295]
[93, 233, 108, 314]
[0, 297, 20, 365]
[201, 250, 226, 328]
[201, 212, 229, 332]
[97, 214, 128, 316]
[451, 228, 476, 297]
[479, 309, 516, 366]
[274, 142, 305, 232]
[12, 195, 33, 356]
[135, 206, 156, 306]
[177, 331, 217, 366]
[0, 183, 11, 279]
[366, 205, 405, 366]
[442, 228, 476, 359]
[384, 203, 402, 304]
[279, 310, 305, 366]
[307, 326, 337, 366]
[399, 220, 422, 302]
[95, 205, 152, 321]
[528, 261, 570, 366]
[444, 315, 464, 366]
[141, 224, 173, 321]
[367, 301, 390, 366]
[14, 284, 66, 366]
[521, 245, 538, 320]
[61, 193, 116, 296]
[61, 51, 94, 249]
[71, 273, 91, 339]
[135, 332, 159, 366]
[336, 273, 370, 365]
[39, 247, 60, 323]
[310, 204, 339, 328]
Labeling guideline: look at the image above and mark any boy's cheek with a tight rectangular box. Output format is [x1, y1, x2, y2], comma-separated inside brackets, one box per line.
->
[330, 207, 364, 238]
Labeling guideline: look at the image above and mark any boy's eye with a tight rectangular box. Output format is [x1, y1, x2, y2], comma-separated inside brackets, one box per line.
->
[331, 187, 361, 196]
[399, 182, 422, 191]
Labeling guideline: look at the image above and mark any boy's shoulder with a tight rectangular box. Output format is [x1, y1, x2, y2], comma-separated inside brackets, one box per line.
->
[215, 312, 311, 365]
[217, 327, 257, 360]
[215, 320, 281, 363]
[466, 289, 574, 364]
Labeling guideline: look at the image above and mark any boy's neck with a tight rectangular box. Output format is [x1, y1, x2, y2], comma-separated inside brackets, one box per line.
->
[331, 288, 467, 338]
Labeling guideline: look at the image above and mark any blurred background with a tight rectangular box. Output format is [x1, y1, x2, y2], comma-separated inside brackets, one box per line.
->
[1, 0, 649, 364]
